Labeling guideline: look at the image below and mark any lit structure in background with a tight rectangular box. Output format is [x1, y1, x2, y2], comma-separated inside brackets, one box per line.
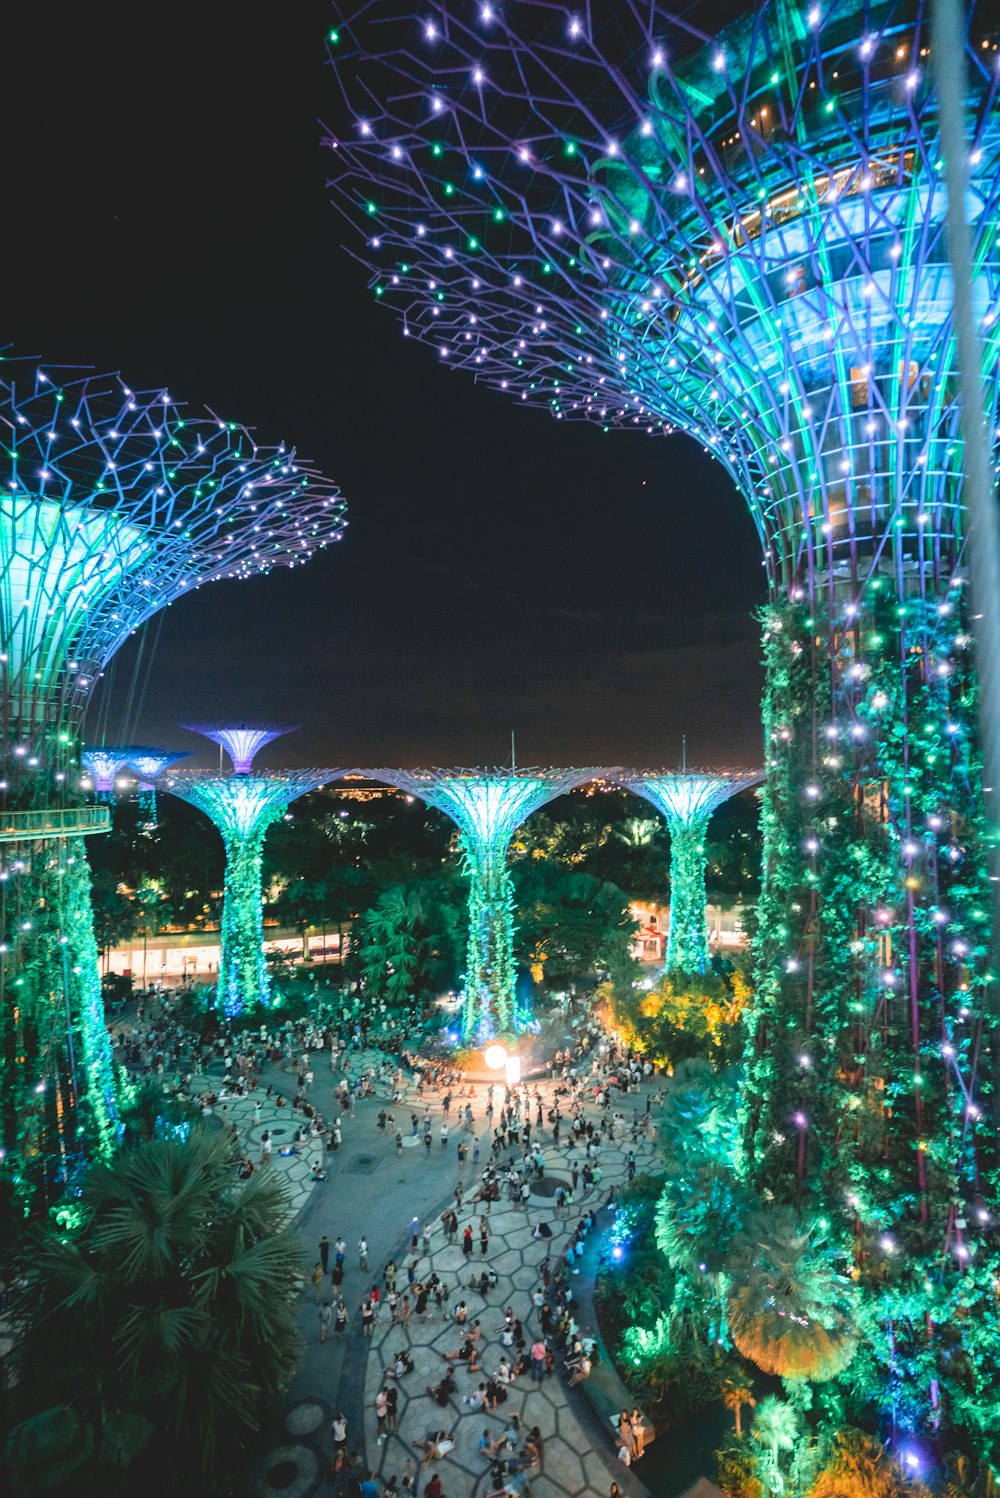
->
[364, 768, 604, 1037]
[124, 749, 191, 824]
[180, 723, 296, 776]
[327, 0, 1000, 1444]
[619, 771, 761, 973]
[0, 362, 346, 1163]
[80, 746, 144, 799]
[159, 757, 343, 1016]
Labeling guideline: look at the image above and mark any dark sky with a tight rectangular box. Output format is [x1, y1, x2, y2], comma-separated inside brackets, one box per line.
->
[5, 0, 764, 771]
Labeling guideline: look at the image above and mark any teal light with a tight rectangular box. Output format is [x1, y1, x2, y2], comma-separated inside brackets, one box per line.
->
[619, 771, 761, 974]
[161, 770, 341, 1017]
[365, 767, 605, 1038]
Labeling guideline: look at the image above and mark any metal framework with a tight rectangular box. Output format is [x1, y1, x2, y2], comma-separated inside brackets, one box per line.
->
[181, 723, 297, 775]
[364, 767, 606, 1037]
[619, 770, 762, 973]
[0, 361, 347, 1162]
[327, 0, 1000, 1439]
[82, 746, 149, 798]
[158, 767, 344, 1017]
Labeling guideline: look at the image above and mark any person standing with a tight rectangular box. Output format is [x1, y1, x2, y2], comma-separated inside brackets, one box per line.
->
[463, 1225, 474, 1258]
[310, 1263, 324, 1301]
[359, 1235, 369, 1271]
[479, 1218, 490, 1257]
[335, 1299, 348, 1335]
[331, 1412, 348, 1454]
[319, 1234, 331, 1274]
[374, 1387, 388, 1444]
[319, 1301, 333, 1342]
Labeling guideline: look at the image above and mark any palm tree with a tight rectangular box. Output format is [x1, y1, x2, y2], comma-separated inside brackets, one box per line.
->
[721, 1373, 757, 1439]
[357, 885, 445, 1004]
[752, 1396, 800, 1494]
[809, 1429, 922, 1498]
[658, 1058, 743, 1174]
[6, 1129, 301, 1492]
[726, 1207, 859, 1381]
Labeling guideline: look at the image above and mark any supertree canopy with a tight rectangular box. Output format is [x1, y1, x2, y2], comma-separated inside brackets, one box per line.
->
[82, 745, 161, 798]
[123, 749, 192, 824]
[159, 764, 345, 1016]
[180, 723, 297, 775]
[0, 362, 346, 1165]
[327, 0, 1000, 1451]
[364, 768, 605, 1037]
[619, 770, 762, 973]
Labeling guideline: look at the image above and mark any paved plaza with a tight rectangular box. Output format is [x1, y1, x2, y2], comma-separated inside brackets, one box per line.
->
[195, 1046, 664, 1498]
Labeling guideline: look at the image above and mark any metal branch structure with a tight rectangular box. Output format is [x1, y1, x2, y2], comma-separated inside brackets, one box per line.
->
[124, 749, 192, 824]
[181, 723, 297, 775]
[327, 0, 1000, 1440]
[619, 770, 762, 973]
[81, 746, 146, 799]
[364, 767, 606, 1037]
[0, 361, 346, 1162]
[158, 767, 344, 1017]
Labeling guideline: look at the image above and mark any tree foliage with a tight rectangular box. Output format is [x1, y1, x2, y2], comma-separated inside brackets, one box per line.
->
[5, 1130, 301, 1497]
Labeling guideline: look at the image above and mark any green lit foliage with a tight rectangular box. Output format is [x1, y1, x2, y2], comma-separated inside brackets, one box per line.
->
[6, 1129, 301, 1496]
[511, 862, 637, 990]
[727, 1209, 859, 1382]
[354, 882, 461, 1005]
[743, 586, 1000, 1452]
[807, 1429, 929, 1498]
[751, 1396, 802, 1495]
[1, 842, 118, 1164]
[668, 816, 714, 972]
[596, 965, 751, 1068]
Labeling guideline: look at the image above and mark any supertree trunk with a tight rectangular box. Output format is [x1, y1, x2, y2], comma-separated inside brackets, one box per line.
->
[462, 843, 516, 1041]
[218, 829, 272, 1018]
[665, 816, 714, 975]
[0, 829, 117, 1163]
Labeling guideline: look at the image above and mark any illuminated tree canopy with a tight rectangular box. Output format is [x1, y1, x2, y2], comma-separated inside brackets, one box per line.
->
[180, 724, 297, 776]
[619, 770, 762, 972]
[364, 767, 608, 1037]
[0, 362, 347, 1164]
[160, 767, 345, 1016]
[326, 0, 1000, 1449]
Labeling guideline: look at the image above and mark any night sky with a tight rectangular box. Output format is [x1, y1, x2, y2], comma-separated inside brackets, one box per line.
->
[5, 0, 764, 771]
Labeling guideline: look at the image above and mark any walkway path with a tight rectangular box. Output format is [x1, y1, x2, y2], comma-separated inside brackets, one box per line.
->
[194, 1047, 663, 1498]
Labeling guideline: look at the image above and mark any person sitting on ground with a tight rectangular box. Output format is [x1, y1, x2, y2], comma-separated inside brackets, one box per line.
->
[425, 1367, 458, 1406]
[443, 1336, 480, 1368]
[567, 1353, 592, 1387]
[385, 1349, 414, 1379]
[414, 1430, 455, 1466]
[463, 1383, 488, 1410]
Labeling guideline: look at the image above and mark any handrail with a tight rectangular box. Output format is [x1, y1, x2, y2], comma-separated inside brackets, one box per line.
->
[0, 807, 111, 842]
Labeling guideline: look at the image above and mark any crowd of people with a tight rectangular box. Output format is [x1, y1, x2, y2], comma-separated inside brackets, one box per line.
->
[114, 983, 661, 1498]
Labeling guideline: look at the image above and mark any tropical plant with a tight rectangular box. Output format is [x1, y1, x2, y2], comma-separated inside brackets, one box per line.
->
[944, 1453, 1000, 1498]
[808, 1428, 929, 1498]
[355, 883, 451, 1004]
[5, 1129, 301, 1495]
[659, 1058, 744, 1175]
[751, 1396, 800, 1494]
[511, 862, 637, 990]
[721, 1372, 757, 1439]
[727, 1208, 859, 1381]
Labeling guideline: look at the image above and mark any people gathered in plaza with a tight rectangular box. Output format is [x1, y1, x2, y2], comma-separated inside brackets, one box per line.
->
[113, 982, 660, 1496]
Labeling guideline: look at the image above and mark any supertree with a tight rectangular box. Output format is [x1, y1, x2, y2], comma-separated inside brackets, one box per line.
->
[180, 722, 296, 775]
[363, 768, 606, 1037]
[158, 762, 344, 1016]
[80, 746, 145, 799]
[326, 0, 1000, 1445]
[123, 749, 192, 824]
[618, 770, 761, 973]
[0, 362, 346, 1164]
